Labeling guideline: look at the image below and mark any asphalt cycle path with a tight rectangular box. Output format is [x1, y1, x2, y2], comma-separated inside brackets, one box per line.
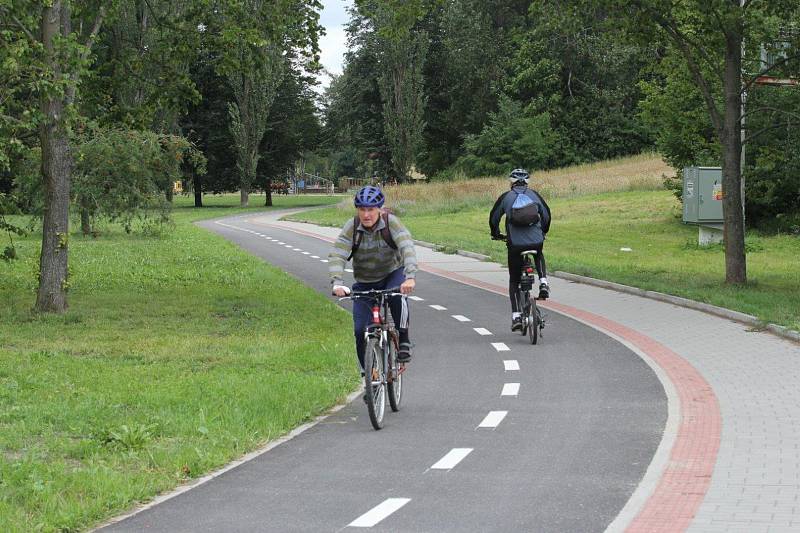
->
[99, 211, 666, 532]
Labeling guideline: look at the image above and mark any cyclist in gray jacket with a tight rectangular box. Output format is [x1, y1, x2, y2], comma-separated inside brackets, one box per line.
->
[330, 186, 418, 367]
[489, 168, 551, 331]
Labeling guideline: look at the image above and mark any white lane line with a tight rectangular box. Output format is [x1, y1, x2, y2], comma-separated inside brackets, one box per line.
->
[292, 248, 302, 251]
[311, 255, 320, 259]
[478, 411, 507, 429]
[452, 315, 471, 322]
[345, 268, 354, 272]
[491, 342, 510, 352]
[503, 360, 520, 371]
[277, 241, 285, 245]
[501, 383, 520, 397]
[408, 295, 424, 301]
[473, 328, 492, 336]
[429, 305, 447, 311]
[348, 498, 411, 528]
[284, 244, 293, 248]
[302, 252, 310, 255]
[431, 448, 473, 470]
[320, 259, 329, 263]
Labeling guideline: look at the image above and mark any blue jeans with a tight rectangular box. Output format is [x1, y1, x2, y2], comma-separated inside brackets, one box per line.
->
[352, 267, 409, 370]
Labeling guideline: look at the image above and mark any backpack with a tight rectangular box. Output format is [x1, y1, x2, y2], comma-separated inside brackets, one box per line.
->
[347, 211, 397, 260]
[509, 190, 541, 227]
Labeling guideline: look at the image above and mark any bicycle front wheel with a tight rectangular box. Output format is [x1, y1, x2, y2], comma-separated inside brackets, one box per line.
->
[364, 338, 386, 430]
[387, 332, 403, 412]
[528, 295, 539, 345]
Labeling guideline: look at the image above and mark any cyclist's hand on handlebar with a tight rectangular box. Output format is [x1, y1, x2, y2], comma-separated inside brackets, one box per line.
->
[400, 278, 415, 295]
[332, 284, 351, 297]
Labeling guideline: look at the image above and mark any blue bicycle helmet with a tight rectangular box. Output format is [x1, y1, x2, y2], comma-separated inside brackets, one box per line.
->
[354, 185, 385, 207]
[509, 168, 529, 184]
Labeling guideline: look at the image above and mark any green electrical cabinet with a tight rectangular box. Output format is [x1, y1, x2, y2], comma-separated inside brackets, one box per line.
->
[682, 167, 724, 225]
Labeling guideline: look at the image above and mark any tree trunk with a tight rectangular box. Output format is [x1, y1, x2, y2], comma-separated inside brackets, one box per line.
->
[194, 171, 203, 207]
[265, 178, 273, 206]
[240, 186, 249, 207]
[165, 186, 174, 203]
[80, 207, 91, 236]
[721, 26, 747, 285]
[36, 1, 70, 313]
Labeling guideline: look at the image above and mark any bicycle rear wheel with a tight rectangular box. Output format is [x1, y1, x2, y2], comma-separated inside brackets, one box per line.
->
[387, 332, 403, 412]
[520, 290, 529, 336]
[363, 338, 386, 430]
[528, 295, 539, 345]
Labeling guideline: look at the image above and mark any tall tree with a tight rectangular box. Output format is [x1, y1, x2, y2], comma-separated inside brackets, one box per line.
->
[226, 45, 284, 206]
[357, 0, 435, 181]
[599, 0, 797, 284]
[36, 2, 106, 312]
[212, 0, 321, 207]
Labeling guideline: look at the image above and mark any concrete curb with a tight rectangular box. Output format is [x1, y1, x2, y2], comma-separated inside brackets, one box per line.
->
[455, 249, 492, 261]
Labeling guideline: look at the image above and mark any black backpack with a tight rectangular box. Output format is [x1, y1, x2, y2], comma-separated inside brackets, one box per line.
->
[508, 189, 541, 227]
[347, 211, 397, 260]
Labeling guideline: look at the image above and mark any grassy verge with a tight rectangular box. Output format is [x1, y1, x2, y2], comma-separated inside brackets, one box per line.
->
[288, 165, 799, 332]
[0, 193, 357, 532]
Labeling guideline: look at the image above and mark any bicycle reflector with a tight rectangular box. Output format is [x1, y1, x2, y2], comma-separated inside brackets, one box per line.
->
[372, 306, 381, 324]
[526, 267, 534, 274]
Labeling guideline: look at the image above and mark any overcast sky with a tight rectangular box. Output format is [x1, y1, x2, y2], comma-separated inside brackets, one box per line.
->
[316, 0, 352, 91]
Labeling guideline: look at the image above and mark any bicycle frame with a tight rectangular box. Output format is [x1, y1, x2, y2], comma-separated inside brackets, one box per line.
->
[340, 288, 406, 429]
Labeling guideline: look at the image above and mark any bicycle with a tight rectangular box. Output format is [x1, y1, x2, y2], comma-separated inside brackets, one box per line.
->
[493, 235, 546, 345]
[517, 250, 545, 344]
[340, 288, 406, 430]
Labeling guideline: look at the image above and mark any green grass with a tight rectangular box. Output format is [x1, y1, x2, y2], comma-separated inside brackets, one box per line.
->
[289, 190, 800, 332]
[0, 193, 357, 532]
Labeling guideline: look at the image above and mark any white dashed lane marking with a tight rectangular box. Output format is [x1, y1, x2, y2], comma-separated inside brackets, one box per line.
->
[311, 255, 320, 259]
[491, 342, 510, 352]
[345, 268, 354, 272]
[431, 448, 473, 470]
[407, 295, 424, 301]
[452, 315, 471, 322]
[302, 252, 310, 255]
[348, 498, 411, 528]
[320, 260, 329, 263]
[478, 411, 507, 429]
[503, 360, 520, 371]
[473, 328, 492, 336]
[429, 305, 447, 311]
[501, 383, 520, 397]
[292, 248, 302, 251]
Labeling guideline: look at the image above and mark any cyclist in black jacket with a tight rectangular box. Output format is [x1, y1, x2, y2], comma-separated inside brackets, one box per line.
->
[489, 169, 551, 332]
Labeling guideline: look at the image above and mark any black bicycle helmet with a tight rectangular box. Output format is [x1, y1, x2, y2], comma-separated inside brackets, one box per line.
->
[509, 168, 529, 184]
[354, 185, 385, 207]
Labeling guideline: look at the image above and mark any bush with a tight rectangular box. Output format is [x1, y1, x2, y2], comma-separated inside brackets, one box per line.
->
[74, 127, 182, 233]
[453, 96, 558, 178]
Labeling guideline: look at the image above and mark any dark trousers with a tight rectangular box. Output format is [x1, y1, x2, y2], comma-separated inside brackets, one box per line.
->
[507, 244, 546, 312]
[352, 267, 409, 370]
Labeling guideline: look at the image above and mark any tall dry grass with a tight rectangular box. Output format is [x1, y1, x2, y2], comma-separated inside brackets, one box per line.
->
[345, 153, 674, 216]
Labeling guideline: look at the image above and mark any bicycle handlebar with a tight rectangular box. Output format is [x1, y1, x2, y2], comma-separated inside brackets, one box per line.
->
[338, 288, 404, 302]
